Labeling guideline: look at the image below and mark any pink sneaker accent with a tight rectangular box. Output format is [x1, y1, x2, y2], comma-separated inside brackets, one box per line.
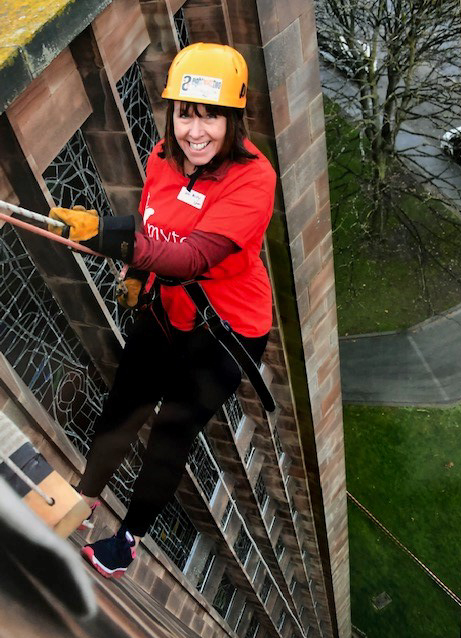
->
[81, 546, 126, 579]
[78, 500, 101, 531]
[81, 528, 136, 579]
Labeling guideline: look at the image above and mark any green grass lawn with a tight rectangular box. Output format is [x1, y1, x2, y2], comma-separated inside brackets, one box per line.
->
[348, 506, 460, 638]
[326, 100, 461, 336]
[344, 404, 461, 636]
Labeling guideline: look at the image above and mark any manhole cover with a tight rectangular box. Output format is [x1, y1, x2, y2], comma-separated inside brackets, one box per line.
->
[372, 591, 392, 611]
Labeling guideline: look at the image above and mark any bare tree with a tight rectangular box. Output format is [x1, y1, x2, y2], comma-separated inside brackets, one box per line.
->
[316, 0, 461, 240]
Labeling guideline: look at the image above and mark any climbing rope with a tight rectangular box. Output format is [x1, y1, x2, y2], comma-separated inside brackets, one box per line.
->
[0, 200, 127, 294]
[347, 491, 461, 607]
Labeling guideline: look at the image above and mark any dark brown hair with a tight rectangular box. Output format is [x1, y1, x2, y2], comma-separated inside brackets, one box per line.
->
[160, 101, 257, 174]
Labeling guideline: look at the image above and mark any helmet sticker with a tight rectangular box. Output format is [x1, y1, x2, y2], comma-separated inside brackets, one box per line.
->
[179, 74, 222, 102]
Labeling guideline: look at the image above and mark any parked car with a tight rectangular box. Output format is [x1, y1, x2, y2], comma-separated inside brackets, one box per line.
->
[441, 127, 461, 163]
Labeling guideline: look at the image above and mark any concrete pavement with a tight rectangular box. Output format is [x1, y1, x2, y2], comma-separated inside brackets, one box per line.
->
[340, 305, 461, 405]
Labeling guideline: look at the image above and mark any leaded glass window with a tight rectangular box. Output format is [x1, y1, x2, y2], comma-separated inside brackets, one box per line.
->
[236, 602, 247, 632]
[1, 194, 197, 574]
[43, 129, 112, 217]
[148, 497, 198, 571]
[244, 443, 255, 467]
[0, 225, 106, 456]
[116, 60, 160, 171]
[174, 7, 190, 49]
[277, 610, 286, 632]
[254, 472, 268, 509]
[245, 615, 259, 638]
[273, 426, 284, 457]
[260, 573, 272, 604]
[212, 572, 236, 619]
[196, 552, 215, 592]
[221, 499, 233, 530]
[275, 536, 285, 559]
[43, 128, 132, 336]
[0, 224, 146, 507]
[234, 525, 252, 565]
[108, 438, 144, 506]
[188, 436, 220, 500]
[223, 393, 244, 433]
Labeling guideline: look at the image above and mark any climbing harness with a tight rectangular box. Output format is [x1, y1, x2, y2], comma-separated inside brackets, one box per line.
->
[155, 275, 276, 412]
[0, 199, 275, 410]
[184, 281, 276, 412]
[0, 200, 127, 294]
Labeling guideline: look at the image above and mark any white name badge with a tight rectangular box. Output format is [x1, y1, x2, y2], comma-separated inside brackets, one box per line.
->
[177, 186, 206, 209]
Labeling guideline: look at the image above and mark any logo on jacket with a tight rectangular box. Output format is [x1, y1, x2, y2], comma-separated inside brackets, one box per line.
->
[143, 194, 155, 225]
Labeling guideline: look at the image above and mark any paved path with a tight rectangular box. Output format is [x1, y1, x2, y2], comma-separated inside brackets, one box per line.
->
[340, 306, 461, 405]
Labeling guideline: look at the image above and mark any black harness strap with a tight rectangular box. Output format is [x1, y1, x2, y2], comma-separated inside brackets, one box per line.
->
[180, 280, 276, 413]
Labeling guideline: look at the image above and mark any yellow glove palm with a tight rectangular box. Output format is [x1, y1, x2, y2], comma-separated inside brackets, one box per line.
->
[116, 278, 143, 308]
[48, 205, 99, 241]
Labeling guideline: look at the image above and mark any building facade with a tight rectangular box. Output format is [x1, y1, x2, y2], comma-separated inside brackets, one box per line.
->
[0, 1, 349, 637]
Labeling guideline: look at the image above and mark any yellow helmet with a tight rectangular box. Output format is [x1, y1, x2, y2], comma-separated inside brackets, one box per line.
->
[162, 42, 248, 108]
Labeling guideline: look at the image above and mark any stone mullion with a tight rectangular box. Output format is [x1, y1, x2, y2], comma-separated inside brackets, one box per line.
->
[138, 0, 180, 138]
[182, 0, 231, 46]
[70, 26, 145, 219]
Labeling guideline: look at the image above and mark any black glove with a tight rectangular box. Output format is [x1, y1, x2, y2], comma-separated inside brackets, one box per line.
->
[49, 206, 135, 262]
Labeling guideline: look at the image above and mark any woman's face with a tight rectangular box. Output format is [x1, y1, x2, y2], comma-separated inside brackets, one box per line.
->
[173, 101, 227, 173]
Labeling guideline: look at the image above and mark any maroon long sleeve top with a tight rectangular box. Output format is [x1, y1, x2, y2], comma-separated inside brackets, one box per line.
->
[131, 230, 239, 279]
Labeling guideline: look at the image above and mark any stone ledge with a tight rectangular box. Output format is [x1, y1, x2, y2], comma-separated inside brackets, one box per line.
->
[0, 0, 111, 113]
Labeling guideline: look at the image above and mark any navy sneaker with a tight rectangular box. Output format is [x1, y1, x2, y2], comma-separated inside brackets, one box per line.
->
[81, 527, 136, 579]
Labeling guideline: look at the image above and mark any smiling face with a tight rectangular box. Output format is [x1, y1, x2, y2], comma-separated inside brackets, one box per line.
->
[173, 101, 227, 174]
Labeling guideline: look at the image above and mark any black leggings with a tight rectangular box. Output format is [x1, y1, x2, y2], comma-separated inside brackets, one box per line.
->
[79, 305, 268, 536]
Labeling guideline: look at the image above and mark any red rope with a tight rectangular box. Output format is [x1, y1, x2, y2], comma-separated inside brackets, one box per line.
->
[0, 212, 103, 257]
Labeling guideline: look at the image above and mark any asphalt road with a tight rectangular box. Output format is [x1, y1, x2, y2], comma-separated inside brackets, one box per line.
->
[340, 306, 461, 405]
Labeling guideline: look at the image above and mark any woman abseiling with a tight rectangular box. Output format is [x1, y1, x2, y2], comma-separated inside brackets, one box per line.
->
[49, 42, 276, 579]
